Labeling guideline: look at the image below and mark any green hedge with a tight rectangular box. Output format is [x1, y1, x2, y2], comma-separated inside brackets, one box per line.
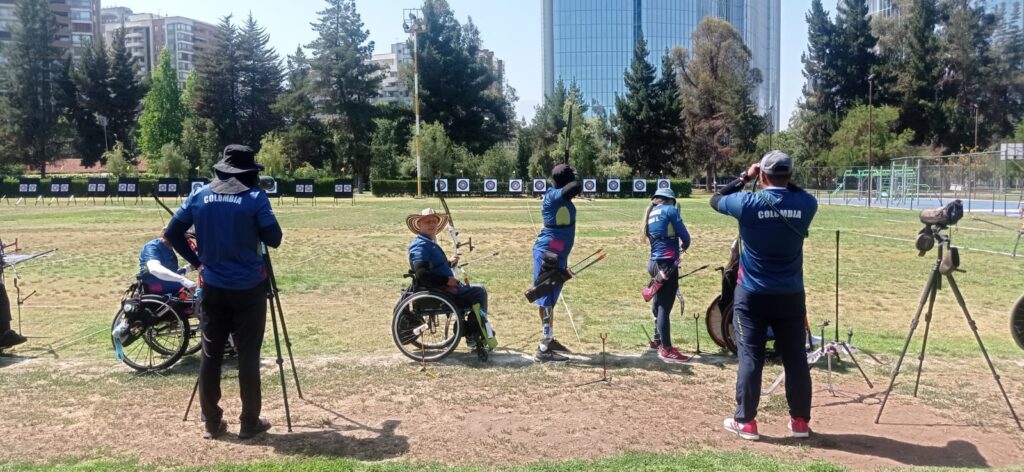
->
[370, 179, 693, 198]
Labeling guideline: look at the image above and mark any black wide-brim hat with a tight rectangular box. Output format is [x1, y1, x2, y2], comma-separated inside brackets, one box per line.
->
[213, 144, 264, 174]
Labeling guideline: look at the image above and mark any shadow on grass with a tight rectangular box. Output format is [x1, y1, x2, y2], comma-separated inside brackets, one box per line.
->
[785, 434, 990, 468]
[265, 401, 410, 461]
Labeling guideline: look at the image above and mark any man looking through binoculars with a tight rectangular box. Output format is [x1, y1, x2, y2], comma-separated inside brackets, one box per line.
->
[710, 150, 818, 441]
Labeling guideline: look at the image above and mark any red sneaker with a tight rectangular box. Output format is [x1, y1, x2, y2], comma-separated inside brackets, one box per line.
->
[658, 346, 691, 363]
[789, 417, 811, 438]
[648, 339, 662, 351]
[723, 418, 759, 440]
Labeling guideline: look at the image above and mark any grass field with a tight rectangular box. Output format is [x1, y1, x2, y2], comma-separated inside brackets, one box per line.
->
[1, 195, 1023, 471]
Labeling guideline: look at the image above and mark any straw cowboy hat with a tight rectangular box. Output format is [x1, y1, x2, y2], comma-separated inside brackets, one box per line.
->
[406, 208, 449, 236]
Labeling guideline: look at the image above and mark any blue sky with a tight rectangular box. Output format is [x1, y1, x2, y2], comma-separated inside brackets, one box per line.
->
[111, 0, 833, 129]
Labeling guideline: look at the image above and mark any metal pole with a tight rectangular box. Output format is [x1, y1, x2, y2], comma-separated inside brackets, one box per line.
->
[973, 104, 979, 150]
[868, 79, 873, 208]
[414, 32, 422, 198]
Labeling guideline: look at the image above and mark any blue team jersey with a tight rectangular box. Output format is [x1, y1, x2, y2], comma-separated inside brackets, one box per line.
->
[646, 204, 691, 261]
[171, 184, 278, 290]
[716, 187, 818, 294]
[533, 187, 577, 256]
[408, 234, 454, 278]
[138, 238, 180, 293]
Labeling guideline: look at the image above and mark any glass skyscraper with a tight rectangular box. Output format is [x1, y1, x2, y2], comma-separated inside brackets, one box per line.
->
[542, 0, 781, 129]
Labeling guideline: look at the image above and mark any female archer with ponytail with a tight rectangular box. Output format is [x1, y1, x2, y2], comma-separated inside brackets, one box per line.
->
[643, 187, 692, 363]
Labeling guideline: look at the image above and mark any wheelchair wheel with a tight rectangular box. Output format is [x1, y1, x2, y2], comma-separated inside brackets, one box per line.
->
[111, 295, 189, 372]
[184, 312, 202, 357]
[1011, 294, 1024, 351]
[392, 291, 463, 362]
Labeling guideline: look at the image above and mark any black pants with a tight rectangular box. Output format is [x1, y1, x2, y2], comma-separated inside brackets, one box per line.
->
[647, 260, 679, 348]
[0, 283, 12, 332]
[199, 282, 267, 429]
[733, 286, 811, 423]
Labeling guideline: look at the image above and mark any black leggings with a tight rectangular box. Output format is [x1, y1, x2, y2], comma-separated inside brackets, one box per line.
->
[648, 260, 679, 348]
[0, 283, 12, 332]
[198, 282, 267, 429]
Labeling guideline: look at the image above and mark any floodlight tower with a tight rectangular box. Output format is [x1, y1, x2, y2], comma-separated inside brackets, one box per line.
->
[403, 9, 427, 198]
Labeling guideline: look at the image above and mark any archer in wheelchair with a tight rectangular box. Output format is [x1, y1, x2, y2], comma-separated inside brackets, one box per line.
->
[391, 208, 497, 362]
[110, 231, 207, 371]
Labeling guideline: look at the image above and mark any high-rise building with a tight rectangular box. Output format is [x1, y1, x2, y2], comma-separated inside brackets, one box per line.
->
[368, 41, 413, 105]
[0, 0, 102, 64]
[866, 0, 900, 18]
[100, 7, 216, 87]
[542, 0, 780, 128]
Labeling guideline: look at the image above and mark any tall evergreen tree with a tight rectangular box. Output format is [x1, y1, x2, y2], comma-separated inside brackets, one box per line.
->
[833, 0, 878, 108]
[196, 15, 241, 147]
[272, 46, 333, 169]
[937, 0, 997, 150]
[899, 0, 942, 144]
[1, 0, 65, 175]
[138, 48, 185, 159]
[797, 0, 840, 161]
[181, 70, 220, 174]
[414, 0, 514, 154]
[106, 27, 145, 151]
[236, 14, 283, 148]
[307, 0, 380, 184]
[614, 35, 674, 175]
[656, 51, 686, 171]
[70, 38, 112, 166]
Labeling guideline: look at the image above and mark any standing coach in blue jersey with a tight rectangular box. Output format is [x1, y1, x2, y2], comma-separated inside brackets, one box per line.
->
[711, 150, 818, 441]
[165, 145, 283, 440]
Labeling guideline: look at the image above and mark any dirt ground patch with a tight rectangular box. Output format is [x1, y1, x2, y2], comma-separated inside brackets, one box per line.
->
[1, 351, 1022, 471]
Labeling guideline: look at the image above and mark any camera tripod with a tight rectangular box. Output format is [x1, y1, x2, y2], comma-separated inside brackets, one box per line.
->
[183, 243, 303, 432]
[765, 231, 873, 396]
[875, 227, 1022, 430]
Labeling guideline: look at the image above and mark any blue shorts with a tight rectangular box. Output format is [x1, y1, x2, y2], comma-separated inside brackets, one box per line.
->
[532, 248, 569, 308]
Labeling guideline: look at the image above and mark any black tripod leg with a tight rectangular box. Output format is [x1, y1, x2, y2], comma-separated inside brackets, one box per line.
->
[268, 291, 293, 432]
[263, 250, 303, 399]
[840, 342, 874, 389]
[183, 376, 199, 422]
[876, 267, 938, 424]
[912, 281, 939, 397]
[273, 290, 303, 399]
[944, 274, 1024, 431]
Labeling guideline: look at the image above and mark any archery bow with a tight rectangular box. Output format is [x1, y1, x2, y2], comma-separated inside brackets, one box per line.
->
[438, 195, 479, 283]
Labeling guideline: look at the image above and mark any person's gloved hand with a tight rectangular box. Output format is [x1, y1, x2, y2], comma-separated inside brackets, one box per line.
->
[178, 266, 190, 276]
[182, 279, 197, 290]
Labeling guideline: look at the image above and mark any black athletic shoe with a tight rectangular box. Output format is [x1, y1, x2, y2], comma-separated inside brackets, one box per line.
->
[534, 347, 569, 363]
[202, 419, 228, 439]
[238, 418, 271, 439]
[0, 329, 27, 349]
[546, 338, 572, 353]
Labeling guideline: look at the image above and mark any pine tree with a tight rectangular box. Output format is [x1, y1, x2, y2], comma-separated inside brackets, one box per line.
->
[834, 0, 877, 108]
[196, 15, 241, 147]
[899, 0, 942, 144]
[656, 51, 685, 171]
[181, 70, 220, 174]
[307, 0, 380, 184]
[138, 48, 185, 159]
[106, 27, 145, 151]
[1, 0, 64, 175]
[614, 34, 667, 174]
[70, 38, 112, 166]
[798, 0, 840, 161]
[237, 14, 283, 148]
[414, 0, 514, 154]
[272, 46, 333, 169]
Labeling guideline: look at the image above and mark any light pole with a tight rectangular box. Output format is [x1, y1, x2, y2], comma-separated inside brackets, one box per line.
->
[403, 9, 427, 198]
[867, 74, 875, 207]
[972, 103, 979, 151]
[95, 114, 109, 152]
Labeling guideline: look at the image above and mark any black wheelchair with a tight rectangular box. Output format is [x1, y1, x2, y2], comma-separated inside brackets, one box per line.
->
[111, 278, 202, 372]
[391, 272, 491, 362]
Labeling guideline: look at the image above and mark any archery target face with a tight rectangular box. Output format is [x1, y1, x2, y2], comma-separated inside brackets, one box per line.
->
[583, 179, 597, 192]
[607, 179, 620, 192]
[88, 184, 97, 192]
[509, 179, 523, 192]
[456, 178, 470, 192]
[435, 179, 448, 192]
[118, 183, 127, 192]
[484, 179, 497, 192]
[533, 179, 546, 192]
[334, 184, 343, 192]
[51, 183, 60, 192]
[633, 179, 647, 192]
[158, 184, 168, 192]
[658, 179, 671, 189]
